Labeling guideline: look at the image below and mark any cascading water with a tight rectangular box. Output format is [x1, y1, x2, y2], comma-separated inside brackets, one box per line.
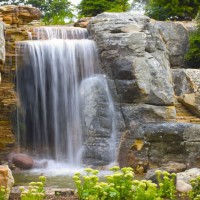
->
[16, 27, 117, 167]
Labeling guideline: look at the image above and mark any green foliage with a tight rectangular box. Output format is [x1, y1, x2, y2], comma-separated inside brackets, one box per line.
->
[189, 176, 200, 200]
[73, 167, 177, 200]
[42, 0, 75, 24]
[19, 176, 46, 200]
[156, 170, 176, 200]
[0, 186, 8, 200]
[78, 0, 130, 17]
[145, 0, 200, 21]
[185, 18, 200, 68]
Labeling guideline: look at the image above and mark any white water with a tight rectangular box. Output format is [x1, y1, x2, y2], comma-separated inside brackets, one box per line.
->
[33, 26, 88, 40]
[16, 27, 117, 168]
[130, 0, 145, 15]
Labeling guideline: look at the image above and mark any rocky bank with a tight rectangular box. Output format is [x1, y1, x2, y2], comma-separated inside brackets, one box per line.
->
[87, 12, 200, 169]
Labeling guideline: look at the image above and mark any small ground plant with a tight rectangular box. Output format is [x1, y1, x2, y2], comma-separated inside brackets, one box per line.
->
[0, 186, 9, 200]
[73, 167, 177, 200]
[189, 175, 200, 200]
[19, 176, 46, 200]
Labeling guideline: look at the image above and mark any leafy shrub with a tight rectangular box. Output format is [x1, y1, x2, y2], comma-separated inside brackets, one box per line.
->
[19, 176, 46, 200]
[145, 0, 200, 21]
[0, 186, 8, 200]
[73, 167, 177, 200]
[156, 170, 176, 200]
[190, 176, 200, 200]
[185, 17, 200, 68]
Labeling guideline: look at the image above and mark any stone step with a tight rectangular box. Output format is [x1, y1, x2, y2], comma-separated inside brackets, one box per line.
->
[175, 102, 200, 124]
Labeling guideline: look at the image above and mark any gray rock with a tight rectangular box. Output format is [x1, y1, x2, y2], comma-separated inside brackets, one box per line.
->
[152, 21, 189, 68]
[172, 69, 200, 96]
[122, 104, 176, 125]
[88, 13, 174, 106]
[118, 123, 200, 167]
[177, 168, 200, 184]
[172, 69, 200, 116]
[80, 75, 125, 165]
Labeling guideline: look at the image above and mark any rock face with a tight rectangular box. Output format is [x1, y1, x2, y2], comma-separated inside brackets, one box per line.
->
[152, 21, 189, 68]
[0, 5, 42, 161]
[88, 12, 200, 168]
[0, 165, 14, 199]
[0, 5, 41, 25]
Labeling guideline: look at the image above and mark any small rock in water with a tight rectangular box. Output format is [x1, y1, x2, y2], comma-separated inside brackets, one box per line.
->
[12, 153, 34, 170]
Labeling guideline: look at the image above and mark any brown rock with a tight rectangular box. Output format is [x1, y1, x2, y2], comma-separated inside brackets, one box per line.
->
[0, 5, 42, 25]
[74, 17, 91, 28]
[12, 153, 34, 169]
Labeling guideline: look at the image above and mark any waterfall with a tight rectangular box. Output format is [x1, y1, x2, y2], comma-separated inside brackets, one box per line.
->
[16, 27, 117, 167]
[32, 26, 88, 40]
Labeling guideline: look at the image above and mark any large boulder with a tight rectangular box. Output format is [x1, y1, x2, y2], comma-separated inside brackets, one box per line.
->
[152, 21, 189, 68]
[0, 165, 14, 200]
[88, 13, 174, 107]
[118, 122, 200, 169]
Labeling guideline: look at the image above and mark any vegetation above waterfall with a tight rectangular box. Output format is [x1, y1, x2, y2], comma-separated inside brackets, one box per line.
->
[78, 0, 130, 17]
[145, 0, 200, 21]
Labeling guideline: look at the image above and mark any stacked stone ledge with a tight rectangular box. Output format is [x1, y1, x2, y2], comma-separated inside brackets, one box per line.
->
[0, 5, 41, 162]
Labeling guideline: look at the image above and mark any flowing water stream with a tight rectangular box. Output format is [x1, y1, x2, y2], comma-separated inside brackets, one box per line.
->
[16, 27, 117, 169]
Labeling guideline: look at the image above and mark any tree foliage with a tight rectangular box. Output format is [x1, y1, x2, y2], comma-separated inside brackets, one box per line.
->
[78, 0, 130, 17]
[185, 16, 200, 68]
[0, 0, 75, 24]
[145, 0, 200, 21]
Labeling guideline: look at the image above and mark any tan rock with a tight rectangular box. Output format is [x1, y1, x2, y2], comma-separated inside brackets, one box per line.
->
[0, 5, 42, 25]
[0, 165, 14, 200]
[74, 17, 91, 28]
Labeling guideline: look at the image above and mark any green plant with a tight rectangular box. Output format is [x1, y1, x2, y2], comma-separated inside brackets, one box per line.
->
[185, 16, 200, 68]
[78, 0, 130, 17]
[19, 176, 46, 200]
[145, 0, 200, 21]
[189, 175, 200, 200]
[0, 186, 8, 200]
[73, 166, 178, 200]
[156, 170, 176, 200]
